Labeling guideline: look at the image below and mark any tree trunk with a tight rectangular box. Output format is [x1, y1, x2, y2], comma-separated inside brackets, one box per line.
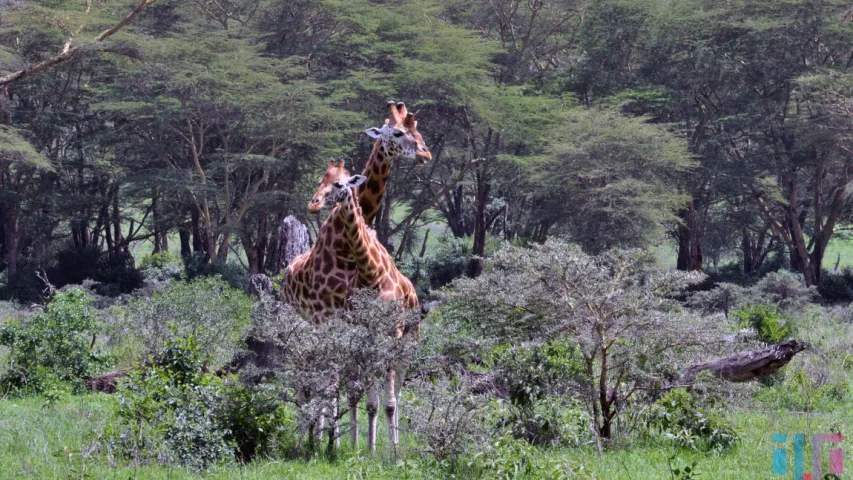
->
[191, 208, 203, 254]
[679, 339, 806, 383]
[2, 207, 18, 285]
[179, 226, 191, 258]
[466, 178, 490, 278]
[676, 200, 703, 271]
[272, 216, 309, 274]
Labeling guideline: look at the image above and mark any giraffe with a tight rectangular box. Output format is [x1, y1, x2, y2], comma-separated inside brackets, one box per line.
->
[286, 160, 420, 454]
[289, 101, 429, 453]
[308, 101, 431, 228]
[327, 165, 419, 455]
[284, 160, 359, 324]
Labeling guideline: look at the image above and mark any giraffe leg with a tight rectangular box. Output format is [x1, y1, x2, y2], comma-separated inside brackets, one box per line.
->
[348, 387, 359, 448]
[393, 361, 407, 446]
[366, 384, 379, 452]
[296, 386, 309, 453]
[384, 368, 398, 458]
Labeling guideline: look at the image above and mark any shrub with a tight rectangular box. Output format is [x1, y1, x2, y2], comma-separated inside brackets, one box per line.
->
[46, 247, 144, 296]
[818, 267, 853, 303]
[138, 251, 184, 282]
[0, 288, 108, 395]
[732, 304, 794, 344]
[751, 271, 817, 311]
[440, 242, 716, 441]
[109, 335, 233, 470]
[470, 436, 582, 479]
[249, 291, 419, 454]
[643, 388, 739, 452]
[423, 235, 471, 291]
[488, 342, 588, 446]
[217, 383, 292, 461]
[753, 367, 847, 412]
[111, 276, 252, 368]
[687, 283, 745, 317]
[406, 375, 489, 462]
[184, 252, 248, 290]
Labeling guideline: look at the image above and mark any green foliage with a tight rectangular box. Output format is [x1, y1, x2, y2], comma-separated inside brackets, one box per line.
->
[753, 368, 848, 413]
[0, 126, 53, 170]
[469, 436, 582, 480]
[109, 335, 233, 470]
[487, 341, 588, 446]
[532, 108, 694, 253]
[46, 247, 144, 297]
[138, 251, 184, 281]
[818, 267, 853, 303]
[643, 389, 739, 452]
[669, 457, 700, 480]
[111, 277, 252, 368]
[183, 253, 249, 291]
[423, 235, 471, 291]
[732, 304, 794, 344]
[217, 383, 292, 462]
[0, 288, 107, 395]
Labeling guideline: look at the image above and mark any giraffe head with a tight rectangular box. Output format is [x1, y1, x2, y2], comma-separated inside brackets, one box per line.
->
[364, 101, 431, 163]
[307, 160, 367, 212]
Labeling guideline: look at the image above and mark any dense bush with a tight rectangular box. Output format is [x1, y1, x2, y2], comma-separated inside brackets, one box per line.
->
[422, 235, 471, 291]
[46, 247, 144, 296]
[183, 252, 249, 290]
[217, 383, 292, 461]
[406, 376, 489, 462]
[643, 388, 739, 452]
[732, 304, 794, 344]
[249, 292, 419, 453]
[110, 333, 293, 469]
[752, 271, 817, 311]
[469, 436, 582, 479]
[488, 342, 588, 446]
[110, 276, 252, 368]
[138, 251, 184, 282]
[818, 267, 853, 303]
[109, 335, 234, 470]
[754, 366, 847, 412]
[0, 288, 108, 395]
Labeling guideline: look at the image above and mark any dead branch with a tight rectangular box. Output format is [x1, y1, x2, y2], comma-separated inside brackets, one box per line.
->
[679, 339, 807, 383]
[0, 0, 158, 88]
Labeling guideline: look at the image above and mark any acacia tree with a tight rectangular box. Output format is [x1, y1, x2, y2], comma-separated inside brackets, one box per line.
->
[526, 108, 693, 253]
[96, 25, 344, 265]
[442, 241, 717, 441]
[752, 73, 853, 286]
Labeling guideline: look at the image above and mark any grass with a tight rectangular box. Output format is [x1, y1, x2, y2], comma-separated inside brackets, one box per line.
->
[0, 392, 847, 479]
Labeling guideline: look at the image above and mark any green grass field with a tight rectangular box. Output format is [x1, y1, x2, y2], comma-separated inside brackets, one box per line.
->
[0, 393, 848, 479]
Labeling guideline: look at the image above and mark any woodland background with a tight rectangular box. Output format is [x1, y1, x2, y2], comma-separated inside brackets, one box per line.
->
[0, 1, 852, 479]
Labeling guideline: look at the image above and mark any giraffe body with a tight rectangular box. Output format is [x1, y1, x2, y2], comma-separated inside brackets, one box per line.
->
[285, 102, 431, 455]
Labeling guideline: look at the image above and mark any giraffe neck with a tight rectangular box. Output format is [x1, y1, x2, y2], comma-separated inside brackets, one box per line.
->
[339, 191, 389, 288]
[357, 139, 394, 228]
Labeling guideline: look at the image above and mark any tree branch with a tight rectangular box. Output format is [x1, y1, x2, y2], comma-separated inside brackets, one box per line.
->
[0, 0, 158, 88]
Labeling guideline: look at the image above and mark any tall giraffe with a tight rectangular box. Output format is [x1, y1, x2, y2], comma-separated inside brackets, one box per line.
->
[284, 160, 360, 324]
[328, 165, 418, 455]
[289, 101, 429, 452]
[286, 161, 420, 454]
[308, 101, 431, 227]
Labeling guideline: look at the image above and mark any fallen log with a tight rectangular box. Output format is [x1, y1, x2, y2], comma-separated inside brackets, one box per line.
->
[85, 370, 128, 393]
[680, 339, 807, 383]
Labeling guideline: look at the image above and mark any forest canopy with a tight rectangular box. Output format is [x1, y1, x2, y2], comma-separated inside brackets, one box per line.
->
[0, 0, 852, 296]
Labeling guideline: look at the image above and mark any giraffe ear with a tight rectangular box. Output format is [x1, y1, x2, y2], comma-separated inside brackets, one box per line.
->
[347, 175, 367, 188]
[365, 128, 382, 139]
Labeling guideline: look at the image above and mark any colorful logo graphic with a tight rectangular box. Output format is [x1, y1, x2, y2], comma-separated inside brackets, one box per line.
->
[772, 433, 844, 480]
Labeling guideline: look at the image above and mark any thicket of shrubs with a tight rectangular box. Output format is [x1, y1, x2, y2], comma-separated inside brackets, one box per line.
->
[0, 240, 847, 475]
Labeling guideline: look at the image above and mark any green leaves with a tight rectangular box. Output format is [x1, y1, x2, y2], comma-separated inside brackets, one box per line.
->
[0, 126, 53, 170]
